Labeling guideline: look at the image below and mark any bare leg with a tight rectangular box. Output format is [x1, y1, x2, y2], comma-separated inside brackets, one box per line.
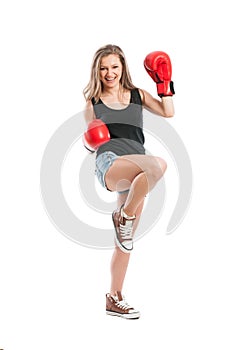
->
[107, 154, 167, 294]
[110, 192, 144, 295]
[106, 154, 167, 216]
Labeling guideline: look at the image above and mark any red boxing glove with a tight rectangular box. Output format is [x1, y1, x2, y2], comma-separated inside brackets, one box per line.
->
[144, 51, 175, 97]
[83, 119, 110, 153]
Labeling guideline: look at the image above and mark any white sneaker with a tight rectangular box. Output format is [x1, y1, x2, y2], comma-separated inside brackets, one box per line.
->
[106, 291, 140, 319]
[112, 205, 136, 253]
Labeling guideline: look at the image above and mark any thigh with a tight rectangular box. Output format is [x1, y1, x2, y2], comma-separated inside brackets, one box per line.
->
[105, 154, 165, 192]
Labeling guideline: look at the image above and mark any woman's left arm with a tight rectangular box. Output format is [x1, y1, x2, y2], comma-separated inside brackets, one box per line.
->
[139, 89, 175, 118]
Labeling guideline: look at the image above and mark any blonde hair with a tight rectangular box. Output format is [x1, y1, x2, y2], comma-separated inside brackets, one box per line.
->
[83, 44, 137, 101]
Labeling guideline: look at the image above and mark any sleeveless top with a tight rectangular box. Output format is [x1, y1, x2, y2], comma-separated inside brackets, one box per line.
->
[91, 88, 146, 157]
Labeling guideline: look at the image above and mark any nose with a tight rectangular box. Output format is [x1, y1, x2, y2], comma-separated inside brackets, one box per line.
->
[106, 68, 114, 76]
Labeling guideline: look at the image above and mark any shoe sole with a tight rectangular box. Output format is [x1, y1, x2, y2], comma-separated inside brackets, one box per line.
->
[112, 212, 133, 254]
[106, 310, 140, 319]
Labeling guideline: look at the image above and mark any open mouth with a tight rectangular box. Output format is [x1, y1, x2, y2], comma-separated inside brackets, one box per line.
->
[105, 77, 116, 82]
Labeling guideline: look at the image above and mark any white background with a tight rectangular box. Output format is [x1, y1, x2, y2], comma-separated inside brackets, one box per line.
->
[1, 0, 233, 349]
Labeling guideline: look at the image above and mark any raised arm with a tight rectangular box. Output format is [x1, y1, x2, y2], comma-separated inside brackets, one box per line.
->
[140, 89, 174, 118]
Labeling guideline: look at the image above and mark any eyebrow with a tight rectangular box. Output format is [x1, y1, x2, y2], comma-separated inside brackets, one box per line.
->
[100, 63, 119, 68]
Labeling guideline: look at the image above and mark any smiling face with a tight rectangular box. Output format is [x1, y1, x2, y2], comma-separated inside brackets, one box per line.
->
[99, 54, 123, 90]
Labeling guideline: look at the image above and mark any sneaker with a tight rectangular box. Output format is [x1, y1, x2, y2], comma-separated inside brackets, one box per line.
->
[106, 291, 140, 319]
[112, 205, 136, 253]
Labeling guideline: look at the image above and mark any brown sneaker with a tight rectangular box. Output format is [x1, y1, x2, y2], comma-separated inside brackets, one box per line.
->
[112, 205, 136, 253]
[106, 291, 140, 319]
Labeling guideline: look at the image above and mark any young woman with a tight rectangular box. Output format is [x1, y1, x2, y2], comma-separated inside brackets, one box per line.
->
[83, 44, 175, 319]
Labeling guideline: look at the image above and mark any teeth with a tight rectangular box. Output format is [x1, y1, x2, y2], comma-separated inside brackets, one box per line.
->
[106, 77, 115, 81]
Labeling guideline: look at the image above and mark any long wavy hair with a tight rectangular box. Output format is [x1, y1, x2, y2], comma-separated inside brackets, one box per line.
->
[83, 44, 137, 102]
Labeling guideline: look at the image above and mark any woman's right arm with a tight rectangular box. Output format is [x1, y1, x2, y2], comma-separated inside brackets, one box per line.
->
[83, 100, 110, 152]
[84, 100, 96, 125]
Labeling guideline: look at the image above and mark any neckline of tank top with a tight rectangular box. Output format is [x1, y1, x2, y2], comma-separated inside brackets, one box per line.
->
[98, 99, 132, 111]
[97, 89, 134, 111]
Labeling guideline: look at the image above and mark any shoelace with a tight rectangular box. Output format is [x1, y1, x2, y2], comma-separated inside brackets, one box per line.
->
[115, 298, 132, 310]
[119, 220, 133, 240]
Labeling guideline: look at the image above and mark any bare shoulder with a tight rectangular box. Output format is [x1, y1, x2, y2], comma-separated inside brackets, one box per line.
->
[85, 99, 93, 110]
[138, 88, 157, 106]
[138, 88, 158, 107]
[84, 99, 95, 124]
[139, 88, 154, 99]
[138, 88, 174, 117]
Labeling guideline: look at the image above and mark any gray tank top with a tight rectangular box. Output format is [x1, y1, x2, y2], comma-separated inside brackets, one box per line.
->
[91, 89, 145, 157]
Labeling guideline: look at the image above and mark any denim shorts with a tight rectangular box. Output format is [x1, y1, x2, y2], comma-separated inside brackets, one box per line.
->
[95, 151, 129, 194]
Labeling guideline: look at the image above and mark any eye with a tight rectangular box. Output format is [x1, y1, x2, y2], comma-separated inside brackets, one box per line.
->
[113, 65, 118, 69]
[100, 67, 106, 71]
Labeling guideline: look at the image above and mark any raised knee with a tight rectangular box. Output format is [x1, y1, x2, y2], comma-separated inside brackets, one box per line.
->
[155, 157, 167, 174]
[146, 157, 167, 182]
